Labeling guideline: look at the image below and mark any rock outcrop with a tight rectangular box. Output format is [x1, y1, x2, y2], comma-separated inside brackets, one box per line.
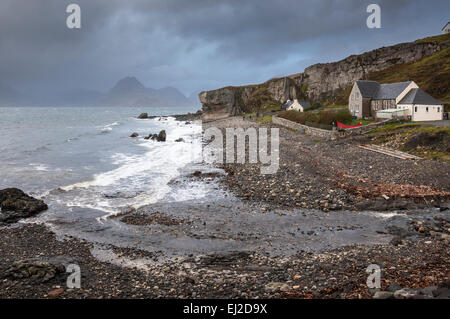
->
[199, 37, 449, 118]
[291, 41, 449, 102]
[199, 77, 298, 120]
[0, 188, 48, 224]
[1, 256, 76, 283]
[144, 130, 166, 142]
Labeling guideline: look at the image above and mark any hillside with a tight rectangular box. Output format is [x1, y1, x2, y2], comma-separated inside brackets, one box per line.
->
[334, 34, 450, 107]
[200, 34, 450, 118]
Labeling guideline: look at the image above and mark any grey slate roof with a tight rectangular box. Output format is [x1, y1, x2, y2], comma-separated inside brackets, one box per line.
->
[373, 81, 413, 100]
[355, 80, 414, 100]
[442, 22, 450, 31]
[355, 81, 380, 98]
[398, 88, 443, 105]
[282, 100, 294, 110]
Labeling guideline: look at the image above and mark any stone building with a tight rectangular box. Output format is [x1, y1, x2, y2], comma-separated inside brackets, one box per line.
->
[349, 80, 443, 121]
[282, 99, 311, 112]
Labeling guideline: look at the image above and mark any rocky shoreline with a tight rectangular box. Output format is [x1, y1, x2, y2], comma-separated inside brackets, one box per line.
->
[0, 222, 448, 299]
[208, 117, 450, 212]
[0, 116, 448, 299]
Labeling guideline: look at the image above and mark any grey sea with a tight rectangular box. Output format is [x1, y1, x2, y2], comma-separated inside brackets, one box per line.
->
[0, 106, 209, 216]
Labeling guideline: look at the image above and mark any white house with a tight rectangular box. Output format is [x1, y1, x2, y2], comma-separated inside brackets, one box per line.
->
[349, 80, 443, 121]
[282, 99, 311, 112]
[397, 88, 444, 121]
[442, 22, 450, 34]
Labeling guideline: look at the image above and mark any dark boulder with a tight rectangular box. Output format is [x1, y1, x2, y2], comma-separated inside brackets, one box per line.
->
[144, 130, 166, 142]
[138, 113, 148, 119]
[130, 132, 139, 138]
[158, 130, 166, 142]
[175, 138, 185, 142]
[0, 188, 48, 224]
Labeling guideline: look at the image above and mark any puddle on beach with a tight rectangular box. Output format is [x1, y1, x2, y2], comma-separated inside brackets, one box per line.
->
[23, 163, 433, 269]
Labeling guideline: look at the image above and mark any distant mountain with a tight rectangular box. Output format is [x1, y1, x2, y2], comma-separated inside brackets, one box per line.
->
[98, 76, 192, 107]
[0, 76, 199, 107]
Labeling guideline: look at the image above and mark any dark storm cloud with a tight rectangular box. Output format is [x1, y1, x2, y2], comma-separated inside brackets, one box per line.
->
[0, 0, 448, 98]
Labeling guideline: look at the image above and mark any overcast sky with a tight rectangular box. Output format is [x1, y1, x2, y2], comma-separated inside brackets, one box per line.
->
[0, 0, 449, 97]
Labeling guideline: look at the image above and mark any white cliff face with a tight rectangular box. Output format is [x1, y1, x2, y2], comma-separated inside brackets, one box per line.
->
[199, 39, 449, 118]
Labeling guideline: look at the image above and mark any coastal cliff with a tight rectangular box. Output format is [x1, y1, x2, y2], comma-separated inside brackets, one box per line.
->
[199, 34, 450, 118]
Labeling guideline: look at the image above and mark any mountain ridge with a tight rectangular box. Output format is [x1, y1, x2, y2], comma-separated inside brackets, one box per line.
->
[0, 76, 201, 107]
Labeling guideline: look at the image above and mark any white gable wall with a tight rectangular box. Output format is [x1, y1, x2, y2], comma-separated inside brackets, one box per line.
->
[443, 23, 450, 34]
[395, 81, 419, 104]
[287, 99, 304, 112]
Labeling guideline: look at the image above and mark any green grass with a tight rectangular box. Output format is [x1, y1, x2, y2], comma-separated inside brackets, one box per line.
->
[357, 120, 374, 126]
[414, 33, 450, 44]
[367, 122, 423, 134]
[256, 115, 273, 124]
[279, 109, 353, 127]
[323, 105, 348, 109]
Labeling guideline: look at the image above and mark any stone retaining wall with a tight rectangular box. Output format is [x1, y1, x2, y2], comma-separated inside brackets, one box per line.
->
[273, 116, 395, 140]
[272, 116, 339, 140]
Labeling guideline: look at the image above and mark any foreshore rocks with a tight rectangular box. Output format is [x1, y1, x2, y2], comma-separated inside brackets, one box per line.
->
[206, 117, 450, 212]
[157, 130, 166, 142]
[0, 188, 48, 224]
[373, 284, 450, 299]
[138, 113, 148, 119]
[1, 256, 74, 283]
[144, 130, 166, 142]
[130, 132, 139, 138]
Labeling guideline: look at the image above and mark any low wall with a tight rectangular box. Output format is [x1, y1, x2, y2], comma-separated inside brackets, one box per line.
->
[339, 119, 395, 137]
[272, 116, 339, 140]
[273, 116, 395, 139]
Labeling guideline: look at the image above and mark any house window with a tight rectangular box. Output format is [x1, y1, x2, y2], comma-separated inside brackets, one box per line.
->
[438, 107, 440, 112]
[426, 107, 429, 112]
[414, 106, 417, 113]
